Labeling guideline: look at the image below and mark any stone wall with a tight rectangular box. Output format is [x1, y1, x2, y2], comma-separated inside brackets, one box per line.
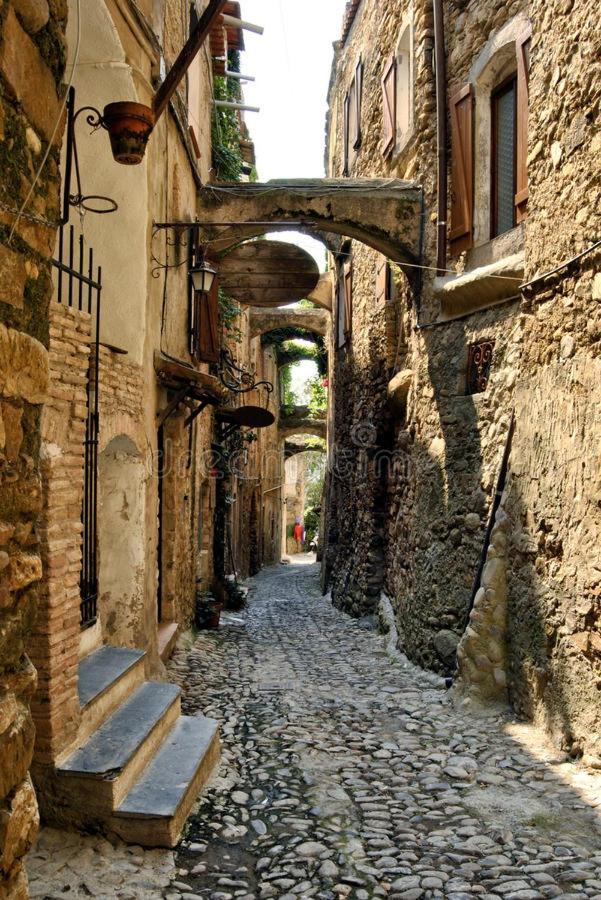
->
[500, 0, 601, 763]
[326, 0, 525, 672]
[0, 0, 68, 892]
[325, 0, 600, 757]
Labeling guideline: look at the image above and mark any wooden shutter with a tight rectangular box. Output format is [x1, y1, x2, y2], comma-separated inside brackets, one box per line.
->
[198, 280, 220, 363]
[515, 32, 531, 222]
[336, 277, 346, 349]
[449, 83, 474, 255]
[375, 255, 389, 304]
[382, 54, 396, 158]
[343, 92, 350, 176]
[343, 260, 353, 337]
[353, 58, 364, 150]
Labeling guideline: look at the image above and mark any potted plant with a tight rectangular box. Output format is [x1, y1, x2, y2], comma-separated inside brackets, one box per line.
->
[102, 101, 154, 165]
[195, 591, 223, 630]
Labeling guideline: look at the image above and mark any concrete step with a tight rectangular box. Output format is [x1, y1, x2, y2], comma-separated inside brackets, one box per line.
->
[112, 715, 220, 848]
[157, 621, 179, 663]
[76, 645, 146, 748]
[58, 682, 181, 812]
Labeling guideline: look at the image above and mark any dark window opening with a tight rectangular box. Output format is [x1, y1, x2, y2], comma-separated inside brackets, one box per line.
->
[466, 340, 495, 395]
[491, 75, 517, 238]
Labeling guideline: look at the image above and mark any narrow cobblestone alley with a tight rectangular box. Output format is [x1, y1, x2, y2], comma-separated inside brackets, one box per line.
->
[29, 558, 601, 899]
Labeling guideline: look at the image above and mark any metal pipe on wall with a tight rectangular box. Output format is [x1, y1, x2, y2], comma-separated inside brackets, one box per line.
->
[433, 0, 448, 275]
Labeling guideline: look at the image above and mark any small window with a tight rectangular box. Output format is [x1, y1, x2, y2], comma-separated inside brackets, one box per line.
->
[396, 24, 413, 149]
[466, 340, 495, 394]
[491, 75, 517, 238]
[343, 58, 363, 175]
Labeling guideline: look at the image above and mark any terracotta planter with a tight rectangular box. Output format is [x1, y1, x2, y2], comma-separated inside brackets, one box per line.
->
[102, 101, 154, 165]
[195, 598, 224, 630]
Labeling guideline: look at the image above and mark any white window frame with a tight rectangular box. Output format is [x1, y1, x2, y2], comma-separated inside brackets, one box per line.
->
[394, 13, 415, 156]
[468, 13, 530, 248]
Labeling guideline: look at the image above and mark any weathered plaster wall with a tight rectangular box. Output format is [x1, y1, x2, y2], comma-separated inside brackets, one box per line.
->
[226, 308, 283, 581]
[0, 0, 67, 892]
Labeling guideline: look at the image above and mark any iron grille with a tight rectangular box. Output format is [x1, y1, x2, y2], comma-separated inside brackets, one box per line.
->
[466, 339, 494, 395]
[53, 225, 102, 629]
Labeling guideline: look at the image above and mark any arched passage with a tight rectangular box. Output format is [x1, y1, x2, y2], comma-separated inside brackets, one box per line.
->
[199, 179, 423, 265]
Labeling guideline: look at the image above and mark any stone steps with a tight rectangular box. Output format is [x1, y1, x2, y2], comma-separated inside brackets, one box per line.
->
[58, 682, 181, 809]
[53, 644, 220, 847]
[112, 716, 220, 847]
[76, 645, 146, 748]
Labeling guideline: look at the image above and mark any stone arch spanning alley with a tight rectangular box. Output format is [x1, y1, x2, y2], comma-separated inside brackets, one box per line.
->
[198, 179, 423, 265]
[250, 307, 329, 340]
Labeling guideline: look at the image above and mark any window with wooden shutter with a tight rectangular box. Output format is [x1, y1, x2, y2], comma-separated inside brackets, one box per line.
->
[353, 58, 363, 150]
[382, 54, 396, 158]
[343, 260, 353, 338]
[343, 91, 350, 176]
[375, 255, 389, 305]
[491, 75, 517, 238]
[515, 32, 530, 223]
[449, 83, 474, 255]
[336, 277, 346, 349]
[192, 279, 220, 364]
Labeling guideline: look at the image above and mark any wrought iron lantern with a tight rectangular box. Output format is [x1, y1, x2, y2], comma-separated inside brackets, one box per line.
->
[190, 253, 217, 294]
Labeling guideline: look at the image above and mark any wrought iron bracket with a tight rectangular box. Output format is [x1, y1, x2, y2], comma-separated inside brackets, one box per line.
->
[218, 347, 274, 396]
[61, 87, 118, 224]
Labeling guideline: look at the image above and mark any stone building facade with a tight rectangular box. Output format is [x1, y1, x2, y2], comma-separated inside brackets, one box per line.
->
[324, 0, 600, 761]
[0, 0, 313, 889]
[0, 0, 68, 894]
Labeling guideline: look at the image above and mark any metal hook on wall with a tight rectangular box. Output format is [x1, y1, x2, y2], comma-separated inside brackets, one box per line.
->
[61, 87, 119, 224]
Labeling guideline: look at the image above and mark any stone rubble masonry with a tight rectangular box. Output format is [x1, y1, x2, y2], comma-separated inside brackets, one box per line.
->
[28, 302, 90, 771]
[0, 0, 67, 893]
[455, 496, 511, 703]
[325, 0, 600, 761]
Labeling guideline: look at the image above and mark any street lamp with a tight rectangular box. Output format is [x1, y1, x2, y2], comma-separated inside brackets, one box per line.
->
[190, 253, 217, 294]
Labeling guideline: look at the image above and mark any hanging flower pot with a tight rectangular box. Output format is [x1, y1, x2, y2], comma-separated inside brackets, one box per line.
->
[102, 101, 154, 165]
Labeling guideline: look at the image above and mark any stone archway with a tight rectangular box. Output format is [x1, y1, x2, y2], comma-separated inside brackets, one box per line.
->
[250, 307, 329, 339]
[199, 179, 423, 265]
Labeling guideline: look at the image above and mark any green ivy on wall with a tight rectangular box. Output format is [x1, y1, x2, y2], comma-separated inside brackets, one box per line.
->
[212, 50, 244, 182]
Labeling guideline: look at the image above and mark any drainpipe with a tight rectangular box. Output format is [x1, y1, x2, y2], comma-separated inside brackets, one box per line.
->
[433, 0, 448, 275]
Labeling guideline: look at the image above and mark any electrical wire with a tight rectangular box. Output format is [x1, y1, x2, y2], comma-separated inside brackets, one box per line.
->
[8, 0, 82, 245]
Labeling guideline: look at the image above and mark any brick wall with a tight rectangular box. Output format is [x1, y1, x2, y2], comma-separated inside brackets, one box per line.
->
[0, 0, 68, 893]
[29, 303, 90, 768]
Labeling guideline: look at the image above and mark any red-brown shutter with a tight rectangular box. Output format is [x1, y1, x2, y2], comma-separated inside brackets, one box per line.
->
[353, 58, 364, 150]
[343, 92, 350, 176]
[515, 32, 531, 223]
[198, 279, 220, 363]
[375, 255, 389, 304]
[382, 54, 396, 158]
[449, 83, 474, 255]
[343, 260, 353, 337]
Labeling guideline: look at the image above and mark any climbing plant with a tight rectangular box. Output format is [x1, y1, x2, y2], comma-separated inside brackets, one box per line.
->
[262, 328, 327, 376]
[212, 51, 244, 181]
[218, 287, 242, 342]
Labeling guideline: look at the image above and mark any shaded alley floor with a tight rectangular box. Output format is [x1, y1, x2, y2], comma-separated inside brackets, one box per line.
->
[29, 558, 601, 899]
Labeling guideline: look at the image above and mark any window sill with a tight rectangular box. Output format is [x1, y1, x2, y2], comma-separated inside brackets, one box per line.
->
[434, 250, 524, 320]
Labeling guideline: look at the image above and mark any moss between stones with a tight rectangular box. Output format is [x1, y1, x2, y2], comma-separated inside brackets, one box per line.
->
[32, 19, 66, 85]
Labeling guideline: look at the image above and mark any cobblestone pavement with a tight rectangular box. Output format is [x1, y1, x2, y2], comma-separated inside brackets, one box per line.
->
[28, 558, 601, 899]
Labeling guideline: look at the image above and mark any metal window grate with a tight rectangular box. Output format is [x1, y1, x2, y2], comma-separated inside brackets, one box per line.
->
[53, 225, 102, 629]
[466, 340, 495, 395]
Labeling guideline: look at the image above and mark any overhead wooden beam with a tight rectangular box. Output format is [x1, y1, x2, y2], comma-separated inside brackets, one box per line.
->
[153, 0, 228, 122]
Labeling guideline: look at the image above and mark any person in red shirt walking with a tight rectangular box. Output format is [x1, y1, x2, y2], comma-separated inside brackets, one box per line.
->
[293, 519, 304, 552]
